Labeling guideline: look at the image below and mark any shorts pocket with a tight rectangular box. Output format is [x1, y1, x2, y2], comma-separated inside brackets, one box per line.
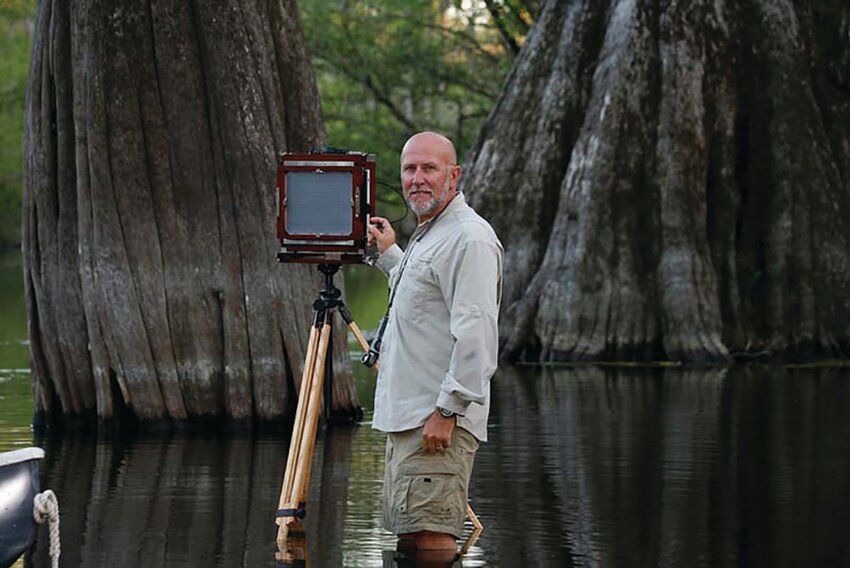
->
[393, 474, 411, 510]
[404, 472, 465, 525]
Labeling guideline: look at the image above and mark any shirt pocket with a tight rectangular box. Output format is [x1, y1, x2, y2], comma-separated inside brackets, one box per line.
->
[394, 257, 437, 323]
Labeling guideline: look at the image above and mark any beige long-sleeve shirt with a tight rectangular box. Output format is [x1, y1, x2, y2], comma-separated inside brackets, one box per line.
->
[372, 193, 503, 442]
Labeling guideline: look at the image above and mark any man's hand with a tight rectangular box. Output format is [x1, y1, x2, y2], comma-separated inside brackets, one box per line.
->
[368, 216, 396, 254]
[422, 409, 455, 453]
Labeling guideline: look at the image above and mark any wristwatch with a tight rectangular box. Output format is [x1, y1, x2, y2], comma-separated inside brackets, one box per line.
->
[437, 406, 456, 419]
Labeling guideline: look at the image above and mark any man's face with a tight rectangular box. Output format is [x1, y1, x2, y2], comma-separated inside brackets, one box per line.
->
[400, 136, 459, 222]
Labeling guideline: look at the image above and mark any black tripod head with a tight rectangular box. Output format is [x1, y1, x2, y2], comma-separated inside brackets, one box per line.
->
[314, 264, 343, 312]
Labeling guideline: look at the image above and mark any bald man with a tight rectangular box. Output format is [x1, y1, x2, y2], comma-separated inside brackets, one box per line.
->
[368, 132, 503, 553]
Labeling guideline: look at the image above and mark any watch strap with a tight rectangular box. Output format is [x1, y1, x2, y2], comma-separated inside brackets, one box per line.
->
[437, 406, 456, 418]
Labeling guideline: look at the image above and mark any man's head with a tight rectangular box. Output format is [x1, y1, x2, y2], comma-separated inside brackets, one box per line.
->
[400, 132, 461, 223]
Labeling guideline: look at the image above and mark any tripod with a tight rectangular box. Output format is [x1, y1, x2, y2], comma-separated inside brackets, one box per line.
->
[274, 264, 483, 546]
[275, 264, 371, 544]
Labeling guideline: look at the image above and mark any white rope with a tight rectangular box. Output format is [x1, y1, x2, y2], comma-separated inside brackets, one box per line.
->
[33, 489, 61, 568]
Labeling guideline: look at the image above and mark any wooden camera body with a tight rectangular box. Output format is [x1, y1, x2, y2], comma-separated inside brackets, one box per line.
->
[276, 151, 376, 264]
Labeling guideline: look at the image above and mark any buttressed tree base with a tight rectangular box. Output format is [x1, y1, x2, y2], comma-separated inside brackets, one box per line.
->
[462, 0, 850, 364]
[23, 0, 360, 427]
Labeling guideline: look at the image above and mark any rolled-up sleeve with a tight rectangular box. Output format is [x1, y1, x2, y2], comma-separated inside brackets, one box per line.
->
[435, 238, 502, 415]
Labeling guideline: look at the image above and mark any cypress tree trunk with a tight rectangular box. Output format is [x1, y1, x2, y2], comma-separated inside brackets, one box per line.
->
[23, 0, 360, 427]
[461, 0, 850, 363]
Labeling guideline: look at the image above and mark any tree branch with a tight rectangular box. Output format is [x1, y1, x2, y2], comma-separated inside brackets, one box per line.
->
[317, 55, 418, 132]
[483, 0, 521, 55]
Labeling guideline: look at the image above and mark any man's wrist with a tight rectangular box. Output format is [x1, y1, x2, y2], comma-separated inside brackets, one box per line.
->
[435, 391, 469, 418]
[436, 406, 458, 419]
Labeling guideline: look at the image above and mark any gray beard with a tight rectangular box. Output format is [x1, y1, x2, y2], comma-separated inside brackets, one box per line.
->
[407, 194, 440, 217]
[406, 176, 451, 218]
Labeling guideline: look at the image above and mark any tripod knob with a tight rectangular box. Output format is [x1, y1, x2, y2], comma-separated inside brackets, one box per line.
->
[361, 350, 379, 368]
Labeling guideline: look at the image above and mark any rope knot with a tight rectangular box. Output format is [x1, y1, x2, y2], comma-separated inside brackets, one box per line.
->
[33, 489, 61, 568]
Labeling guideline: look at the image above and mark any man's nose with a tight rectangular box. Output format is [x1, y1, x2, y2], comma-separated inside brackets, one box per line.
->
[412, 167, 425, 185]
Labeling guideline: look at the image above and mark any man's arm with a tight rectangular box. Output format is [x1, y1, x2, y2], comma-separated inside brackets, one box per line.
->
[423, 235, 501, 452]
[436, 237, 502, 416]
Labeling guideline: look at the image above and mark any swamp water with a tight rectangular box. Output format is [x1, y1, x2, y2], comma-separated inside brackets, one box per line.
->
[2, 250, 850, 567]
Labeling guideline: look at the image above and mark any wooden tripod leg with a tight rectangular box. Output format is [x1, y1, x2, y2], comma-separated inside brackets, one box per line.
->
[276, 532, 310, 565]
[345, 319, 380, 371]
[278, 318, 332, 546]
[291, 320, 333, 506]
[346, 319, 370, 354]
[337, 304, 381, 372]
[459, 524, 483, 557]
[459, 503, 483, 556]
[276, 321, 321, 539]
[466, 503, 483, 530]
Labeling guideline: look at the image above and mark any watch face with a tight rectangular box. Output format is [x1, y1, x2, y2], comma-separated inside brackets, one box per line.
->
[439, 407, 454, 418]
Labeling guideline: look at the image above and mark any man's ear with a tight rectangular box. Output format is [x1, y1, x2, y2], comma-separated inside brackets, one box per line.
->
[451, 164, 462, 187]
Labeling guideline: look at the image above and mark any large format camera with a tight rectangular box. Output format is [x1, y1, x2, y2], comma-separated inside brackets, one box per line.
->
[276, 150, 376, 264]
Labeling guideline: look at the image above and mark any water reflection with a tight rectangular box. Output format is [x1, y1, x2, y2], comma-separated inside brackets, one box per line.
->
[26, 365, 850, 567]
[29, 427, 379, 567]
[474, 365, 850, 567]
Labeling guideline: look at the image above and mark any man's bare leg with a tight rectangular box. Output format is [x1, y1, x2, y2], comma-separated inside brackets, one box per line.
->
[396, 532, 457, 564]
[398, 531, 456, 550]
[396, 534, 417, 551]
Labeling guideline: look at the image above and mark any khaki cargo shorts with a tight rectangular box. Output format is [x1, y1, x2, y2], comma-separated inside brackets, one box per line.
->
[382, 426, 479, 538]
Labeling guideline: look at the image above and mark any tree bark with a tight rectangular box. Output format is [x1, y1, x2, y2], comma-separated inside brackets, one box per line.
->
[461, 0, 850, 363]
[23, 0, 360, 427]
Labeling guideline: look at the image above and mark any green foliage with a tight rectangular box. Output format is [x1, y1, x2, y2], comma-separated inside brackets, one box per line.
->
[0, 370, 32, 451]
[299, 0, 517, 220]
[480, 0, 538, 54]
[0, 0, 35, 19]
[343, 263, 389, 332]
[0, 249, 26, 356]
[0, 0, 35, 247]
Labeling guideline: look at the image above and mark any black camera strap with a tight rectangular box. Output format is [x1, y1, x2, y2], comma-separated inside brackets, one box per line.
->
[361, 208, 447, 367]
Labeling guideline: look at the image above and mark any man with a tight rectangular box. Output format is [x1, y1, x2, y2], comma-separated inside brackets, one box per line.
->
[367, 132, 503, 553]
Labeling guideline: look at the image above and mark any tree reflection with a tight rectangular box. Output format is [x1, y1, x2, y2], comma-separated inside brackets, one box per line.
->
[29, 426, 355, 567]
[477, 365, 850, 567]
